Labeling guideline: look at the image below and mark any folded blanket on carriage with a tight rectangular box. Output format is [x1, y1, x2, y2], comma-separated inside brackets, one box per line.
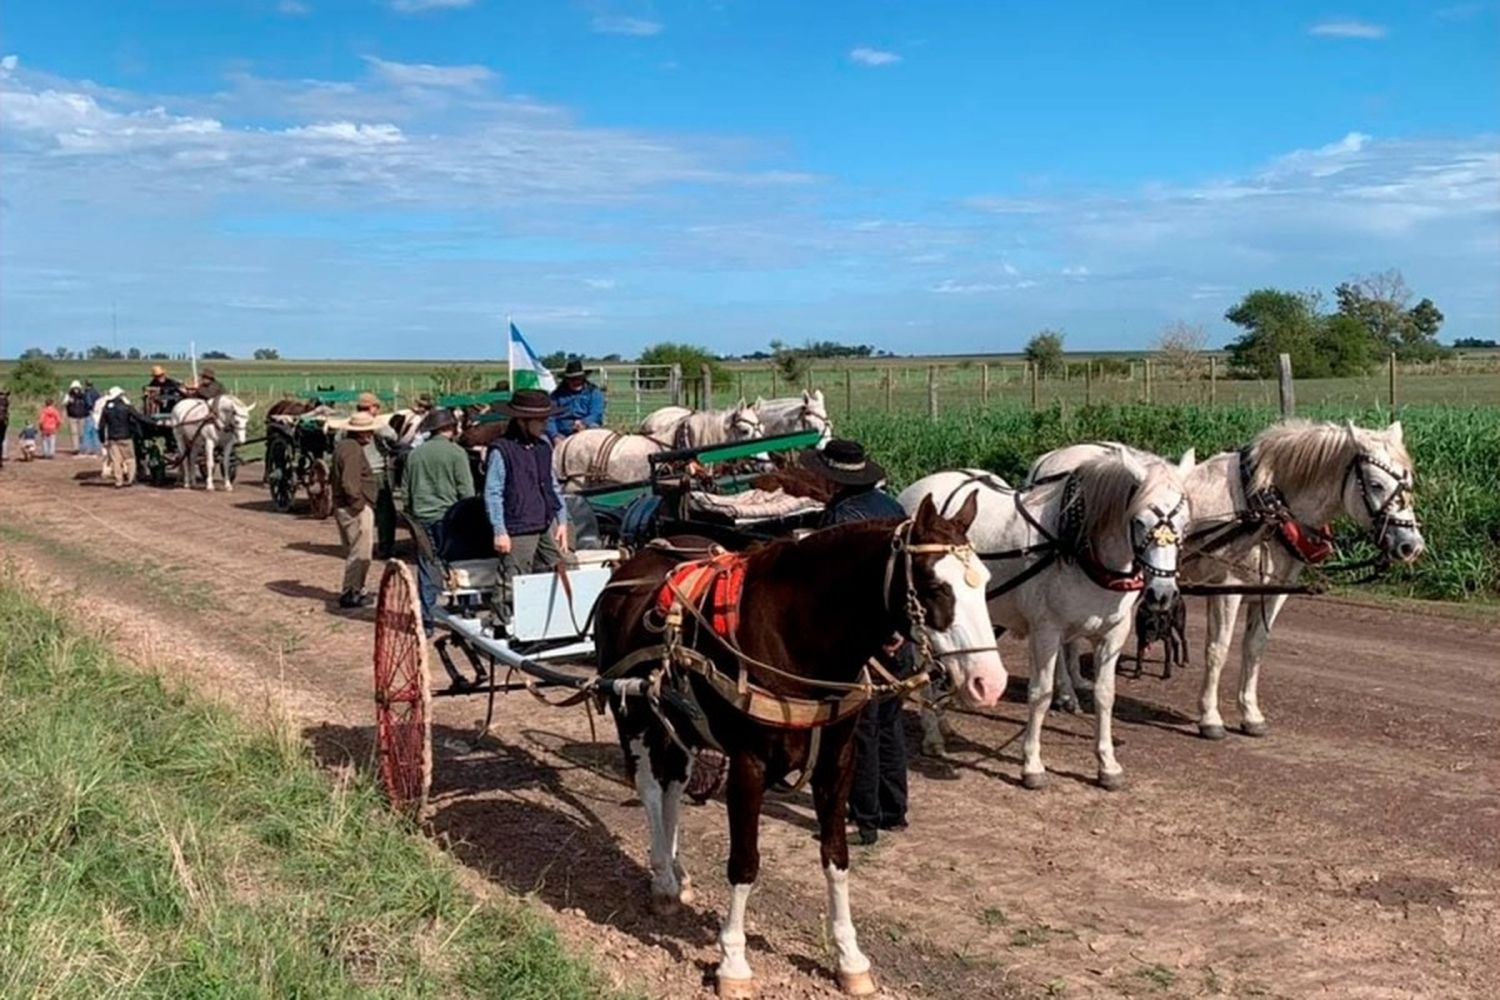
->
[685, 488, 823, 523]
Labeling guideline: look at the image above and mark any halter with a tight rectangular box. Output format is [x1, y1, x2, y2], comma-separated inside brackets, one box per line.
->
[797, 404, 831, 437]
[730, 408, 763, 440]
[884, 518, 1000, 669]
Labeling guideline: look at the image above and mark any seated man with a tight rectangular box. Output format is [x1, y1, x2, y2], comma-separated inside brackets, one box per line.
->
[195, 366, 225, 401]
[547, 359, 604, 440]
[484, 389, 570, 627]
[144, 365, 182, 416]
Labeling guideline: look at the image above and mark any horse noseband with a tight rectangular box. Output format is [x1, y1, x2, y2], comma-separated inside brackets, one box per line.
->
[1348, 453, 1418, 545]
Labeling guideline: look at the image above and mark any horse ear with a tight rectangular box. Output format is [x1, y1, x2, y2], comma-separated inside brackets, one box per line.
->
[801, 389, 811, 403]
[754, 396, 765, 408]
[913, 493, 938, 528]
[949, 489, 980, 534]
[1178, 447, 1196, 473]
[735, 397, 747, 410]
[1386, 420, 1403, 446]
[245, 402, 257, 413]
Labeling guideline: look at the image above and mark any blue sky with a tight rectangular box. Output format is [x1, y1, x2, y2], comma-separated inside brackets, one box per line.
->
[2, 1, 1496, 359]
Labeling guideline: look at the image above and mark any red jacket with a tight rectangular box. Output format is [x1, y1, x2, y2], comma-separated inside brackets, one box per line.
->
[38, 405, 63, 434]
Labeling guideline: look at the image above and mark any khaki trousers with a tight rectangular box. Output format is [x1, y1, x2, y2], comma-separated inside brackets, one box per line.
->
[106, 440, 136, 486]
[334, 504, 374, 595]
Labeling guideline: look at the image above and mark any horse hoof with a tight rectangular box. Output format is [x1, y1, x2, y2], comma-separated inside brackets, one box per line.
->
[1198, 723, 1227, 741]
[1021, 771, 1048, 790]
[920, 740, 947, 758]
[678, 884, 696, 906]
[1097, 771, 1126, 792]
[717, 975, 757, 998]
[648, 893, 680, 916]
[1054, 696, 1078, 714]
[839, 970, 877, 996]
[1241, 720, 1269, 738]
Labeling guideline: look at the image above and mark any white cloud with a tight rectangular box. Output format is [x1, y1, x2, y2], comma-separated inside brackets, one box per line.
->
[591, 15, 663, 37]
[1309, 19, 1389, 39]
[1062, 265, 1090, 277]
[277, 1, 312, 15]
[931, 279, 1003, 294]
[584, 277, 617, 289]
[390, 0, 476, 14]
[362, 55, 493, 89]
[282, 121, 405, 145]
[849, 47, 902, 67]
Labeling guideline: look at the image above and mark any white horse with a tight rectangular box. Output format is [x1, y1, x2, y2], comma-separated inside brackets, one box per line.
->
[671, 398, 764, 450]
[170, 394, 255, 492]
[1033, 420, 1423, 740]
[558, 401, 764, 489]
[900, 451, 1191, 789]
[757, 389, 833, 443]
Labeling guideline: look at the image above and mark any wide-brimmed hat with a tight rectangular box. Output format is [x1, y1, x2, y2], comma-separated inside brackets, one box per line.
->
[561, 358, 592, 378]
[69, 380, 82, 390]
[151, 365, 166, 377]
[105, 386, 125, 401]
[414, 392, 435, 409]
[497, 388, 564, 418]
[421, 407, 458, 434]
[201, 366, 217, 378]
[800, 438, 887, 487]
[356, 391, 381, 410]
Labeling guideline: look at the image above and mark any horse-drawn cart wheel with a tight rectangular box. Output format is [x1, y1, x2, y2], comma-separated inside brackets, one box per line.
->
[266, 436, 294, 511]
[374, 560, 431, 817]
[308, 459, 333, 520]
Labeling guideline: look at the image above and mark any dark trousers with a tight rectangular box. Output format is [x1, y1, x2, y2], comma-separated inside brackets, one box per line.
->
[0, 419, 7, 468]
[494, 528, 562, 626]
[850, 697, 908, 832]
[415, 518, 448, 635]
[373, 474, 397, 557]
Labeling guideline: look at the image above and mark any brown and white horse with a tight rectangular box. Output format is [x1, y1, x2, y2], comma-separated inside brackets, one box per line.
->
[594, 495, 1005, 997]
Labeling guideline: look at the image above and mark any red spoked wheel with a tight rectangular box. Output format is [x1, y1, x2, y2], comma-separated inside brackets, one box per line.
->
[374, 560, 431, 817]
[308, 459, 334, 520]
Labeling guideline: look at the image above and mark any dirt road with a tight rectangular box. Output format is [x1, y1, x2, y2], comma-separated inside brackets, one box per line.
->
[2, 458, 1496, 999]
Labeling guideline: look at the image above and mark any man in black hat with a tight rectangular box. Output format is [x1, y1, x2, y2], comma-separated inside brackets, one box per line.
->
[483, 389, 570, 627]
[547, 357, 604, 441]
[802, 438, 912, 845]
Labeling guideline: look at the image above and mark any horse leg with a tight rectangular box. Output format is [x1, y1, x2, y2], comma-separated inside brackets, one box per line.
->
[1198, 593, 1242, 739]
[179, 437, 192, 488]
[1238, 594, 1288, 737]
[1092, 624, 1130, 790]
[1021, 626, 1062, 789]
[221, 438, 234, 492]
[717, 751, 765, 998]
[1053, 640, 1087, 713]
[627, 735, 691, 912]
[203, 438, 217, 491]
[812, 733, 874, 996]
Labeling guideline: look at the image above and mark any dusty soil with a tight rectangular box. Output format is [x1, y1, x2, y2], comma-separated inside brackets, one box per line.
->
[2, 457, 1496, 999]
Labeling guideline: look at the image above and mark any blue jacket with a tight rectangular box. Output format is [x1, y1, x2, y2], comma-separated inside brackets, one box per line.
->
[548, 382, 605, 438]
[820, 486, 905, 528]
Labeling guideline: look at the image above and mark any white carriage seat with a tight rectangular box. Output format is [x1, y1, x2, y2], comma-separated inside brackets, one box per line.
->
[686, 488, 824, 524]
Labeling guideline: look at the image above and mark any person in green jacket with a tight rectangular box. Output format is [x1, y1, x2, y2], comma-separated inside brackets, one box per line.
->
[402, 408, 475, 633]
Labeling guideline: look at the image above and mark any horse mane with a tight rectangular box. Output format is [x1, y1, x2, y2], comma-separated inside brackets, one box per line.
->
[1248, 419, 1410, 495]
[1073, 454, 1179, 551]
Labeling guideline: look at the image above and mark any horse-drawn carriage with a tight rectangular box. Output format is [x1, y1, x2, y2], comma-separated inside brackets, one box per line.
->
[264, 390, 394, 516]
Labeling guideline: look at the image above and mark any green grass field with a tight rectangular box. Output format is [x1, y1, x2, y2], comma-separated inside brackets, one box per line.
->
[0, 577, 619, 1000]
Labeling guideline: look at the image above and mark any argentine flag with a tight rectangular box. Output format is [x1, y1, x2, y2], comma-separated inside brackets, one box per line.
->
[508, 321, 557, 392]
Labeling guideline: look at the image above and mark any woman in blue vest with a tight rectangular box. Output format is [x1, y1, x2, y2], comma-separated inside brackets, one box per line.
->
[483, 389, 571, 629]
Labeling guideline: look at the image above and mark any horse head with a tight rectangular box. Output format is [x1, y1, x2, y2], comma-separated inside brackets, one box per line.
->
[726, 398, 764, 441]
[221, 395, 255, 444]
[906, 493, 1007, 708]
[1077, 452, 1189, 612]
[799, 389, 833, 444]
[1343, 420, 1423, 564]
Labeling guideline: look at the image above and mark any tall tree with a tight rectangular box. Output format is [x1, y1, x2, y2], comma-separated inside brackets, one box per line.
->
[1224, 289, 1327, 377]
[1023, 329, 1066, 377]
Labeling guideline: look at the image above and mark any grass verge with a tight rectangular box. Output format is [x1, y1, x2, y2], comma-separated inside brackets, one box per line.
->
[0, 574, 618, 999]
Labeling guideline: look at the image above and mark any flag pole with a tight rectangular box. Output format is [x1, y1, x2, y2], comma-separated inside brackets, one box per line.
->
[505, 313, 513, 389]
[190, 341, 198, 384]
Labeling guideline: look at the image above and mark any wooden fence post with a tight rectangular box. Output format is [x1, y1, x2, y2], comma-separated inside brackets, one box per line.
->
[980, 363, 990, 406]
[1277, 353, 1295, 417]
[1388, 352, 1398, 411]
[769, 367, 778, 398]
[927, 365, 938, 420]
[883, 368, 893, 411]
[701, 364, 713, 410]
[1028, 362, 1039, 412]
[1084, 360, 1093, 406]
[737, 371, 745, 403]
[1209, 355, 1217, 405]
[669, 364, 683, 406]
[844, 368, 853, 418]
[1144, 359, 1153, 404]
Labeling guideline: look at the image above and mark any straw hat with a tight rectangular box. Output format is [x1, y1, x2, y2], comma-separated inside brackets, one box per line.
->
[356, 391, 381, 410]
[328, 410, 378, 433]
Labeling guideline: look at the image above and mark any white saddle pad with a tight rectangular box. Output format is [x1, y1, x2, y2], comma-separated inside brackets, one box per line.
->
[686, 488, 824, 524]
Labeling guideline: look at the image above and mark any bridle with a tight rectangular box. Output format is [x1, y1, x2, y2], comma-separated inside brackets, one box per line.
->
[797, 405, 832, 438]
[1019, 473, 1185, 593]
[884, 518, 1001, 669]
[730, 409, 764, 440]
[1346, 451, 1417, 550]
[1129, 496, 1187, 583]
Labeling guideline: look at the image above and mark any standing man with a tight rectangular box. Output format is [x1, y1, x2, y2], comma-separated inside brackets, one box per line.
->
[37, 398, 62, 459]
[99, 387, 142, 488]
[331, 410, 379, 609]
[0, 389, 10, 470]
[354, 392, 399, 560]
[81, 380, 102, 455]
[802, 438, 913, 846]
[402, 408, 474, 634]
[64, 381, 90, 455]
[482, 389, 570, 628]
[548, 358, 605, 441]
